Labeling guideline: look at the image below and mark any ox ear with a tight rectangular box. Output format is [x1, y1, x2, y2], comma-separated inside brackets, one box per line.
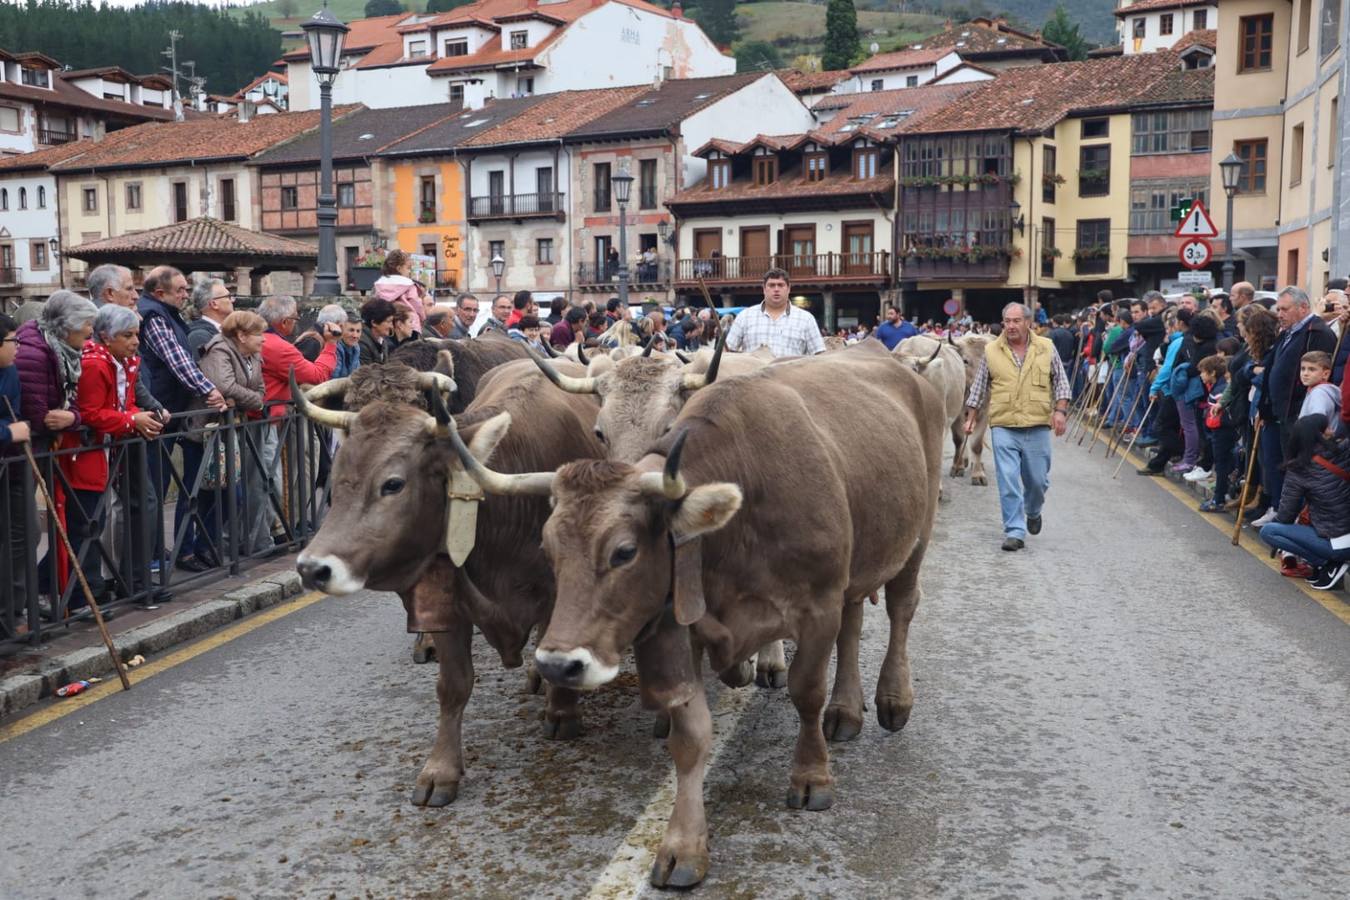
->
[670, 483, 743, 539]
[465, 411, 513, 465]
[436, 349, 456, 379]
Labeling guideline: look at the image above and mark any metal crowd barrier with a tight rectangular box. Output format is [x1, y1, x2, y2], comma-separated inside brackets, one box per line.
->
[1, 403, 334, 652]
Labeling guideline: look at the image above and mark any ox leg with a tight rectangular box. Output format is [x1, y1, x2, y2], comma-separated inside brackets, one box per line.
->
[822, 598, 865, 743]
[412, 625, 473, 808]
[950, 421, 967, 477]
[969, 424, 989, 486]
[786, 611, 839, 811]
[525, 624, 544, 695]
[412, 631, 436, 665]
[755, 639, 788, 689]
[875, 546, 925, 732]
[543, 684, 583, 741]
[650, 684, 712, 888]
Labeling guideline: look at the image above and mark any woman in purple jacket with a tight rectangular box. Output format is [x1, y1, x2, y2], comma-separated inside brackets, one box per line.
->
[15, 291, 97, 448]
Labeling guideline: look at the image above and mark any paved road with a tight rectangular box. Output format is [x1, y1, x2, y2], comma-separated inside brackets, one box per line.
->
[3, 439, 1349, 899]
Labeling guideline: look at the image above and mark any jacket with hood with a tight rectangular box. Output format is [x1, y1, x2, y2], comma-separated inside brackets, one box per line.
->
[373, 275, 426, 331]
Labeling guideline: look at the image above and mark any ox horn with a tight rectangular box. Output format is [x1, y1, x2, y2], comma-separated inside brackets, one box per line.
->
[415, 371, 458, 397]
[526, 346, 599, 394]
[291, 368, 356, 430]
[442, 411, 555, 496]
[674, 350, 692, 364]
[641, 334, 659, 357]
[680, 319, 728, 391]
[921, 341, 942, 366]
[540, 339, 560, 359]
[638, 429, 689, 500]
[575, 342, 589, 365]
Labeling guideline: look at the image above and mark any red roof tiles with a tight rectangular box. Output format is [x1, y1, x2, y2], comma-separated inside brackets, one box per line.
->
[459, 86, 646, 148]
[851, 46, 952, 75]
[67, 217, 318, 261]
[1115, 0, 1214, 17]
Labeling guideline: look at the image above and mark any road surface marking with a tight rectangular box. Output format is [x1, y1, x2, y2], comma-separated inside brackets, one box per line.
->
[586, 686, 756, 899]
[0, 590, 329, 743]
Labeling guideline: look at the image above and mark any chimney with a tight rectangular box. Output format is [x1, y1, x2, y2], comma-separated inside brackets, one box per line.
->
[672, 1, 683, 17]
[238, 100, 256, 123]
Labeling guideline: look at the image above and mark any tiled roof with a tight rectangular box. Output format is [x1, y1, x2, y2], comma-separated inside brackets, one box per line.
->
[67, 217, 318, 261]
[563, 73, 764, 139]
[851, 46, 952, 74]
[49, 107, 357, 172]
[460, 86, 646, 148]
[0, 139, 99, 173]
[231, 70, 289, 99]
[375, 95, 546, 156]
[424, 32, 561, 74]
[281, 13, 418, 62]
[1115, 0, 1213, 17]
[667, 171, 893, 207]
[903, 51, 1193, 135]
[776, 68, 851, 93]
[815, 83, 982, 140]
[250, 103, 463, 165]
[929, 61, 996, 83]
[1137, 65, 1213, 106]
[915, 17, 1063, 58]
[690, 137, 743, 157]
[0, 74, 175, 122]
[353, 41, 436, 71]
[1173, 29, 1217, 52]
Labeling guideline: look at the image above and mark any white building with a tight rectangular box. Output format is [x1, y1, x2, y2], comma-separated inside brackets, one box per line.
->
[1116, 0, 1219, 55]
[0, 141, 89, 307]
[284, 0, 734, 112]
[232, 71, 289, 111]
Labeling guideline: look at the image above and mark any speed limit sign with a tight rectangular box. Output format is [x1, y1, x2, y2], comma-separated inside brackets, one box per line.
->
[1178, 238, 1212, 270]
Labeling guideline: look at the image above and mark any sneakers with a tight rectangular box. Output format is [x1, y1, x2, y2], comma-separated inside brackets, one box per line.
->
[1249, 508, 1277, 528]
[1134, 435, 1159, 447]
[1309, 561, 1350, 591]
[1169, 462, 1194, 475]
[1182, 467, 1212, 482]
[1198, 499, 1226, 513]
[1001, 537, 1025, 551]
[1027, 514, 1042, 535]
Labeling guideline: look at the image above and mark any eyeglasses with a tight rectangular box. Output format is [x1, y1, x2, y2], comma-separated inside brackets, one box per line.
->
[0, 337, 17, 345]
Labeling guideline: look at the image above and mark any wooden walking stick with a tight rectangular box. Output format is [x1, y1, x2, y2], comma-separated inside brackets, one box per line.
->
[1080, 363, 1116, 449]
[1113, 395, 1157, 478]
[3, 398, 130, 691]
[1091, 356, 1134, 455]
[1231, 417, 1265, 546]
[1107, 364, 1145, 458]
[1069, 368, 1102, 442]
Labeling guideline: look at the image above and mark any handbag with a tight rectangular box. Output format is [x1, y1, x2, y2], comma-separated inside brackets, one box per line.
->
[200, 425, 239, 491]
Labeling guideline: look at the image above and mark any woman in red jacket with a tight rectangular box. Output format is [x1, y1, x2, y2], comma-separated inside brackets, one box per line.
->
[70, 305, 162, 606]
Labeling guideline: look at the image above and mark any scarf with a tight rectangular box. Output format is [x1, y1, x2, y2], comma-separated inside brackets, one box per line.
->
[37, 318, 83, 407]
[82, 341, 140, 411]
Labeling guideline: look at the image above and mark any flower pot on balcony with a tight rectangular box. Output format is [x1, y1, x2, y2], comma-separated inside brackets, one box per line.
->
[349, 267, 381, 293]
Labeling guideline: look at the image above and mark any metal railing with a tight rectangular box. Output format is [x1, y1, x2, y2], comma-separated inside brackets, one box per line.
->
[38, 126, 77, 145]
[675, 251, 890, 283]
[467, 191, 563, 219]
[0, 267, 18, 286]
[1, 404, 333, 652]
[577, 259, 671, 286]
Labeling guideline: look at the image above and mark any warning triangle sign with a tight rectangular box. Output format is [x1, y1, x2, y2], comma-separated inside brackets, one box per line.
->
[1174, 198, 1219, 238]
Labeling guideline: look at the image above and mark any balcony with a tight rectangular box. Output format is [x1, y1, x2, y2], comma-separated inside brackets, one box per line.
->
[37, 125, 76, 145]
[674, 252, 890, 288]
[467, 192, 564, 222]
[577, 259, 671, 291]
[0, 267, 19, 286]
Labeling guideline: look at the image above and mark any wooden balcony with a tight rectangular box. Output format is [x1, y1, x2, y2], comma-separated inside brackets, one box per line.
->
[468, 191, 564, 222]
[899, 256, 1010, 282]
[576, 260, 671, 292]
[674, 252, 890, 288]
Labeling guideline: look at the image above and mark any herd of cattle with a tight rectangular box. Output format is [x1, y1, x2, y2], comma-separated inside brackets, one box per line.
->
[292, 324, 996, 889]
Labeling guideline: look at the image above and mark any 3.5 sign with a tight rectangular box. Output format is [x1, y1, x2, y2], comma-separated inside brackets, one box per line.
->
[1178, 239, 1212, 270]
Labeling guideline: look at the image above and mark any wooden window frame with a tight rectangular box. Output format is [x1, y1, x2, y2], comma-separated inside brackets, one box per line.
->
[30, 240, 49, 272]
[708, 159, 730, 190]
[753, 156, 778, 187]
[1159, 13, 1173, 36]
[510, 30, 528, 50]
[536, 238, 554, 265]
[1081, 117, 1109, 140]
[280, 185, 299, 210]
[0, 105, 20, 134]
[219, 177, 237, 221]
[853, 148, 879, 180]
[82, 186, 98, 213]
[1234, 139, 1268, 192]
[1078, 145, 1111, 197]
[1239, 14, 1274, 73]
[1041, 216, 1056, 278]
[1193, 10, 1207, 30]
[1042, 145, 1057, 203]
[804, 152, 828, 182]
[1289, 123, 1305, 186]
[1133, 18, 1146, 39]
[171, 181, 189, 223]
[444, 39, 469, 57]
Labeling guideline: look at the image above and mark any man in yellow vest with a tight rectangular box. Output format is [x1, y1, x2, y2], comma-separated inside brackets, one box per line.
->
[964, 303, 1072, 551]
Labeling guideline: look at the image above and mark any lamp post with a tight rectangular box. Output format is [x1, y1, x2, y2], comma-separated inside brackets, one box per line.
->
[491, 252, 505, 296]
[48, 236, 61, 289]
[302, 4, 349, 298]
[612, 165, 634, 308]
[1218, 152, 1244, 293]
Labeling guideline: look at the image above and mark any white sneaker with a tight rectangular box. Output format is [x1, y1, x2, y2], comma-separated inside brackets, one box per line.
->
[1249, 508, 1277, 528]
[1183, 467, 1212, 482]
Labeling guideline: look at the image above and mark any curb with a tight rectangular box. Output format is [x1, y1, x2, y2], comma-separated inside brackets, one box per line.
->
[0, 571, 304, 720]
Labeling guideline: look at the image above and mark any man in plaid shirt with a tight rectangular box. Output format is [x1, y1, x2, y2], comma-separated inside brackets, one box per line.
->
[725, 268, 825, 358]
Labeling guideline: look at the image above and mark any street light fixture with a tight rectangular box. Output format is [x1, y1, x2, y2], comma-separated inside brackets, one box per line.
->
[48, 236, 61, 288]
[302, 3, 349, 298]
[612, 165, 635, 307]
[491, 252, 505, 296]
[1009, 199, 1025, 237]
[1219, 152, 1244, 292]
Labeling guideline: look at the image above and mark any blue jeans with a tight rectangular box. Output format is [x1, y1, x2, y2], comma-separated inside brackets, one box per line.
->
[1260, 420, 1284, 510]
[1259, 522, 1350, 568]
[990, 425, 1052, 540]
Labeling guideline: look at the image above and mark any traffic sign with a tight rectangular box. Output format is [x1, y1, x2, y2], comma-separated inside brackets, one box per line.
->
[1170, 198, 1194, 222]
[1177, 270, 1214, 285]
[1179, 238, 1212, 270]
[1174, 198, 1218, 238]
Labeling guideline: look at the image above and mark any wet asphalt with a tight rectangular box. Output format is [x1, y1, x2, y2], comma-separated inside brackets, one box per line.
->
[2, 437, 1349, 900]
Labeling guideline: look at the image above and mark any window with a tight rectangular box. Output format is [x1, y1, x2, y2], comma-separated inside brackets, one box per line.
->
[1298, 0, 1313, 53]
[1042, 145, 1057, 202]
[1129, 180, 1209, 232]
[1287, 248, 1300, 285]
[853, 148, 879, 179]
[488, 239, 505, 265]
[1323, 0, 1343, 56]
[0, 106, 18, 132]
[517, 77, 533, 96]
[125, 183, 142, 211]
[17, 187, 26, 210]
[449, 84, 465, 105]
[1081, 118, 1109, 139]
[1041, 217, 1056, 278]
[281, 186, 298, 210]
[510, 30, 528, 50]
[593, 162, 611, 211]
[220, 178, 236, 221]
[1193, 9, 1207, 30]
[906, 75, 919, 87]
[708, 159, 730, 190]
[36, 186, 45, 209]
[30, 241, 47, 271]
[1234, 139, 1268, 191]
[1079, 145, 1110, 197]
[445, 39, 468, 57]
[537, 238, 553, 264]
[337, 182, 355, 208]
[20, 67, 47, 88]
[1290, 123, 1305, 185]
[1131, 108, 1212, 154]
[871, 79, 884, 91]
[1239, 15, 1274, 72]
[1160, 13, 1173, 35]
[0, 189, 6, 211]
[639, 158, 657, 209]
[408, 39, 428, 58]
[753, 156, 778, 186]
[420, 175, 436, 217]
[421, 243, 437, 260]
[536, 166, 554, 211]
[82, 187, 98, 213]
[1075, 219, 1111, 274]
[805, 152, 828, 182]
[1133, 18, 1146, 39]
[172, 182, 188, 222]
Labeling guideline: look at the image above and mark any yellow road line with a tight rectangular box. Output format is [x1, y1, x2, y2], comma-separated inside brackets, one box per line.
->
[1113, 445, 1350, 626]
[0, 590, 329, 743]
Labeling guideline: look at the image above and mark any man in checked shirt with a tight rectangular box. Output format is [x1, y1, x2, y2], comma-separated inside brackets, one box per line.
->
[964, 302, 1071, 552]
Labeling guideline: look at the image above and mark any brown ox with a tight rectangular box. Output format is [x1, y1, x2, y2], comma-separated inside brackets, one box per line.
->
[950, 333, 993, 485]
[293, 358, 604, 808]
[448, 344, 943, 887]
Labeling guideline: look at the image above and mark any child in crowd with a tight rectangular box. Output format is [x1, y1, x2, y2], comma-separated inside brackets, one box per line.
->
[1297, 350, 1340, 426]
[1197, 354, 1235, 509]
[1259, 413, 1350, 590]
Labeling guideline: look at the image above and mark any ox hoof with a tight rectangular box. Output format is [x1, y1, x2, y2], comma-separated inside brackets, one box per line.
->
[411, 779, 459, 808]
[786, 779, 835, 812]
[950, 465, 965, 477]
[755, 667, 788, 689]
[524, 666, 543, 695]
[652, 712, 671, 740]
[822, 705, 863, 742]
[543, 714, 582, 741]
[650, 846, 708, 889]
[876, 697, 913, 732]
[971, 475, 988, 486]
[411, 633, 436, 665]
[718, 659, 755, 689]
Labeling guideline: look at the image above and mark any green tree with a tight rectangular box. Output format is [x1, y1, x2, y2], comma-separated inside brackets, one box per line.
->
[276, 0, 298, 20]
[692, 0, 740, 46]
[425, 0, 474, 11]
[734, 40, 784, 73]
[364, 0, 404, 17]
[823, 0, 860, 72]
[1042, 4, 1090, 61]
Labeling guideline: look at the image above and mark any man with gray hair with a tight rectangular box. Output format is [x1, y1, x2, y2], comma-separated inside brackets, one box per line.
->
[87, 264, 136, 309]
[295, 303, 347, 362]
[964, 302, 1072, 551]
[186, 278, 234, 355]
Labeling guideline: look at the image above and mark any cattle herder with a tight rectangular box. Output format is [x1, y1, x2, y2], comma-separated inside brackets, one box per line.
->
[964, 302, 1072, 551]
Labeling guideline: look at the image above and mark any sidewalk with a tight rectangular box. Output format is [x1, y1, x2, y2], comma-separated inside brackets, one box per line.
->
[0, 556, 306, 720]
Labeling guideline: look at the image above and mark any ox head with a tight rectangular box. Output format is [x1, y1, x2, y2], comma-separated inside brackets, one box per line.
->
[527, 328, 727, 463]
[446, 421, 742, 690]
[292, 368, 510, 596]
[896, 339, 943, 374]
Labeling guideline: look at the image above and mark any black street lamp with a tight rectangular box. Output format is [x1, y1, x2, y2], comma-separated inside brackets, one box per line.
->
[1218, 152, 1244, 293]
[48, 236, 61, 288]
[612, 165, 634, 307]
[491, 252, 505, 296]
[302, 3, 349, 298]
